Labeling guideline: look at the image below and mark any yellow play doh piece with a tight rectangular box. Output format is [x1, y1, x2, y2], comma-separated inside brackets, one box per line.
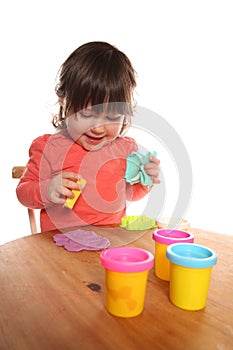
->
[63, 178, 86, 209]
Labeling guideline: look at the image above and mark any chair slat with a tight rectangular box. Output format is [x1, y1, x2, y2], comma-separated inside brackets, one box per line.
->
[12, 166, 26, 179]
[12, 166, 38, 234]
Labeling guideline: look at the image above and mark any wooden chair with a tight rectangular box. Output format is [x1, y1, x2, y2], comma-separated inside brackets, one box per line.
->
[12, 166, 38, 234]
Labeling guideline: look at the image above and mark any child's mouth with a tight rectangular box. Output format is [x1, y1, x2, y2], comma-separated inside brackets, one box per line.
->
[85, 134, 105, 145]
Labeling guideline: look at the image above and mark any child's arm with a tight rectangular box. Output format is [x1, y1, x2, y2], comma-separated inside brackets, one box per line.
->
[16, 135, 81, 209]
[16, 136, 53, 209]
[16, 174, 52, 209]
[126, 182, 151, 201]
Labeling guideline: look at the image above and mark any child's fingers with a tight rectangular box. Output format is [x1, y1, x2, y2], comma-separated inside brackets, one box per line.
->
[62, 178, 83, 191]
[144, 158, 160, 184]
[149, 155, 160, 164]
[146, 168, 160, 178]
[151, 177, 161, 184]
[62, 172, 81, 181]
[51, 193, 67, 204]
[144, 162, 160, 173]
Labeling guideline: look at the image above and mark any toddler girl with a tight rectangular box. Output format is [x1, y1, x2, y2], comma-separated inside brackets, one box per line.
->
[16, 41, 160, 232]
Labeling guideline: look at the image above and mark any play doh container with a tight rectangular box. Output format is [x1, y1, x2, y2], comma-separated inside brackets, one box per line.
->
[166, 243, 217, 310]
[156, 217, 190, 231]
[152, 229, 194, 281]
[100, 247, 154, 318]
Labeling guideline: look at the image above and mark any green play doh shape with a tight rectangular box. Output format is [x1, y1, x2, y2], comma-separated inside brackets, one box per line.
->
[120, 215, 156, 230]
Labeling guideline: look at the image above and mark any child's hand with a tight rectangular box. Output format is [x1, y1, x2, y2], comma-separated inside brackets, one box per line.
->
[144, 155, 160, 185]
[48, 172, 82, 204]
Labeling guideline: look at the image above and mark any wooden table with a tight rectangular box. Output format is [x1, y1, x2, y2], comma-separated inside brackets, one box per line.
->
[0, 226, 232, 350]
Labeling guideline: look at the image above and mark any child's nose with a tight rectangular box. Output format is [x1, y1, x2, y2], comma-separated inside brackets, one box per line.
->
[91, 124, 105, 133]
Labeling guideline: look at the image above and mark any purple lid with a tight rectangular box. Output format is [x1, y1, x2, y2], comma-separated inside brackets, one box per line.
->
[152, 229, 194, 245]
[100, 247, 154, 273]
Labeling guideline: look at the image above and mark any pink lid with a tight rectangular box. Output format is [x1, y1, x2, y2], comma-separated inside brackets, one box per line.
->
[152, 229, 194, 245]
[100, 247, 154, 273]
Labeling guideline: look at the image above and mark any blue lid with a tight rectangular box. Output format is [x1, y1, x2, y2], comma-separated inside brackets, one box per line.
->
[166, 243, 217, 268]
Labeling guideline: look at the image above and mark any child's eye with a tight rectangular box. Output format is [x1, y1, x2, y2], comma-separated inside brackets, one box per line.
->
[106, 115, 123, 121]
[79, 112, 93, 119]
[77, 112, 123, 122]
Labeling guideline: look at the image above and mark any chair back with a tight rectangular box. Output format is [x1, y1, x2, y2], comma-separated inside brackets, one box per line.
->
[12, 166, 38, 234]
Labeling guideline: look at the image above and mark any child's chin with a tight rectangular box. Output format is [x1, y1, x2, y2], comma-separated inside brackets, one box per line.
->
[81, 142, 107, 152]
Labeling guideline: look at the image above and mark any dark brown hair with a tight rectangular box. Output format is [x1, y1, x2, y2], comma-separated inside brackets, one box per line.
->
[53, 41, 137, 128]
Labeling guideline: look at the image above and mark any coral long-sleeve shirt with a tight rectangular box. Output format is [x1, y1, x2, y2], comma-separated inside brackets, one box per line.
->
[16, 133, 150, 232]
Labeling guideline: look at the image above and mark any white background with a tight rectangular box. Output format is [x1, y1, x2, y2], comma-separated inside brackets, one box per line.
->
[1, 0, 233, 244]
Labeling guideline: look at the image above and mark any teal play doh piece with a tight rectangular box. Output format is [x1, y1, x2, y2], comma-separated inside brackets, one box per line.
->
[120, 215, 156, 230]
[125, 151, 157, 187]
[125, 153, 142, 182]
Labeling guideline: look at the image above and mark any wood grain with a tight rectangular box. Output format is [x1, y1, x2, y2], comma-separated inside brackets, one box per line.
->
[12, 166, 26, 179]
[0, 227, 232, 350]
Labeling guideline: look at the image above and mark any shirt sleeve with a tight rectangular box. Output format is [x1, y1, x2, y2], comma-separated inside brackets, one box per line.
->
[126, 182, 151, 201]
[122, 137, 152, 201]
[16, 135, 54, 209]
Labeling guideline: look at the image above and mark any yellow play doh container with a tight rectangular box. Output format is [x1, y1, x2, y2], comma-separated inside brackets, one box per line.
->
[100, 247, 154, 318]
[152, 229, 194, 281]
[156, 217, 190, 231]
[166, 243, 217, 310]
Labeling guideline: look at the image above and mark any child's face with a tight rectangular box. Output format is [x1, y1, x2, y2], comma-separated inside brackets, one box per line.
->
[65, 105, 125, 151]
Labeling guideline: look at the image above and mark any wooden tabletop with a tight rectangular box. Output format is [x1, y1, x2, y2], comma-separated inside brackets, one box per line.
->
[0, 226, 232, 350]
